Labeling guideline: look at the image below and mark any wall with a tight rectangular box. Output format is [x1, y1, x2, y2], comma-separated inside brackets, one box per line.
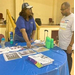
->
[0, 0, 74, 23]
[23, 0, 74, 24]
[0, 27, 6, 36]
[18, 0, 54, 24]
[0, 0, 15, 20]
[56, 0, 74, 24]
[0, 0, 74, 37]
[14, 0, 23, 21]
[65, 0, 74, 13]
[65, 0, 74, 8]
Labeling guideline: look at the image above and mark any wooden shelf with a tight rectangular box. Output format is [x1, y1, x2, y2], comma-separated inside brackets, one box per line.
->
[0, 25, 6, 28]
[39, 25, 60, 28]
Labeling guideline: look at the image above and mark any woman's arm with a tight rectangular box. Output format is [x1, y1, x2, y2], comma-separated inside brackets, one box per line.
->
[30, 30, 36, 43]
[31, 30, 36, 39]
[20, 28, 31, 48]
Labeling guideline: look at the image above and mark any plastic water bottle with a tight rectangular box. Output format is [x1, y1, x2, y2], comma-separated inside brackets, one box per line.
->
[10, 32, 13, 44]
[50, 38, 54, 48]
[1, 38, 5, 48]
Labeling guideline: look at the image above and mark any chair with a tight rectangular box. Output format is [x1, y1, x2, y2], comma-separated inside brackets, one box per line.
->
[49, 18, 54, 24]
[35, 18, 42, 26]
[51, 30, 58, 41]
[0, 34, 4, 43]
[0, 13, 4, 19]
[0, 13, 4, 24]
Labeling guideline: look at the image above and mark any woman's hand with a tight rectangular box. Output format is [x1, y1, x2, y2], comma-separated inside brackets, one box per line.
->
[27, 42, 31, 48]
[30, 39, 34, 43]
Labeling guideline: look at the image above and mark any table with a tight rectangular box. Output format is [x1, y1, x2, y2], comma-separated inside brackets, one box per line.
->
[0, 42, 69, 75]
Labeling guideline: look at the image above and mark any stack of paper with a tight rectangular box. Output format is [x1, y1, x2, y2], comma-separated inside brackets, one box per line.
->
[28, 53, 54, 68]
[33, 47, 49, 52]
[34, 43, 45, 47]
[23, 45, 37, 49]
[10, 46, 24, 51]
[0, 47, 10, 54]
[3, 52, 22, 61]
[19, 49, 36, 56]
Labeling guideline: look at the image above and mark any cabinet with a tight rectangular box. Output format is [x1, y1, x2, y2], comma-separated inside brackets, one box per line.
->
[51, 30, 58, 41]
[37, 25, 59, 40]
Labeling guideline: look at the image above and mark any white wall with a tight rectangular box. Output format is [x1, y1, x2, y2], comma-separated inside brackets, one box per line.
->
[56, 0, 74, 24]
[0, 0, 15, 20]
[17, 0, 54, 24]
[0, 0, 73, 23]
[14, 0, 23, 21]
[0, 27, 6, 36]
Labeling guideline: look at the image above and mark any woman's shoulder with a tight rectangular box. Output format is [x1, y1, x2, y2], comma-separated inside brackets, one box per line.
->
[16, 16, 25, 24]
[18, 16, 25, 20]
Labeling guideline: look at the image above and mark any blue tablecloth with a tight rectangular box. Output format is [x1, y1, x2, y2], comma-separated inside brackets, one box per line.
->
[0, 42, 69, 75]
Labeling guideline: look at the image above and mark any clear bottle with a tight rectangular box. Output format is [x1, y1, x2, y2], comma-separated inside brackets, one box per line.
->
[10, 32, 13, 44]
[1, 38, 5, 48]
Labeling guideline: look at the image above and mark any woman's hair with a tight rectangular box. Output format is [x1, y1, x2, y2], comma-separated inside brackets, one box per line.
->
[19, 8, 33, 20]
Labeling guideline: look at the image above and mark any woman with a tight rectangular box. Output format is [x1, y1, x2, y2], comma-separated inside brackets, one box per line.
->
[14, 3, 36, 48]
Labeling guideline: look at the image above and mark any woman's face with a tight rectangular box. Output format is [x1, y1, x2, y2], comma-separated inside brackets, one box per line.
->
[25, 8, 32, 16]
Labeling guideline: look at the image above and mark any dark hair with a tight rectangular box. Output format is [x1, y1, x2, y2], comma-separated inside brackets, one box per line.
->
[62, 2, 70, 8]
[19, 8, 33, 20]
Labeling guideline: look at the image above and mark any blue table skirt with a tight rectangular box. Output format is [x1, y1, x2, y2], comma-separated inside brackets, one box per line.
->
[0, 42, 69, 75]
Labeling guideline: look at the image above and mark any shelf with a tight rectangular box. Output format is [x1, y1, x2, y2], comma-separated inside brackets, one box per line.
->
[0, 25, 6, 28]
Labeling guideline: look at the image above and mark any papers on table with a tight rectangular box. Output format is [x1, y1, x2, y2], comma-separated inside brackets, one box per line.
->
[34, 43, 45, 47]
[3, 52, 22, 61]
[23, 44, 48, 53]
[0, 46, 24, 54]
[23, 45, 37, 49]
[32, 47, 49, 52]
[10, 46, 24, 51]
[0, 47, 10, 54]
[34, 40, 41, 43]
[1, 40, 50, 61]
[28, 53, 54, 68]
[19, 49, 36, 56]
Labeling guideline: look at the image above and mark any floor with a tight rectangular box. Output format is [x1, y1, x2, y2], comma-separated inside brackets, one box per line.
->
[71, 51, 74, 75]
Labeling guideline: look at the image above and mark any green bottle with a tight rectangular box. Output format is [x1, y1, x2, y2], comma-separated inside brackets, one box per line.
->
[50, 38, 54, 48]
[45, 37, 50, 49]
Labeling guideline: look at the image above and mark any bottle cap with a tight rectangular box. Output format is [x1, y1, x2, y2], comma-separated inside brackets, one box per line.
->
[1, 38, 5, 41]
[10, 32, 13, 35]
